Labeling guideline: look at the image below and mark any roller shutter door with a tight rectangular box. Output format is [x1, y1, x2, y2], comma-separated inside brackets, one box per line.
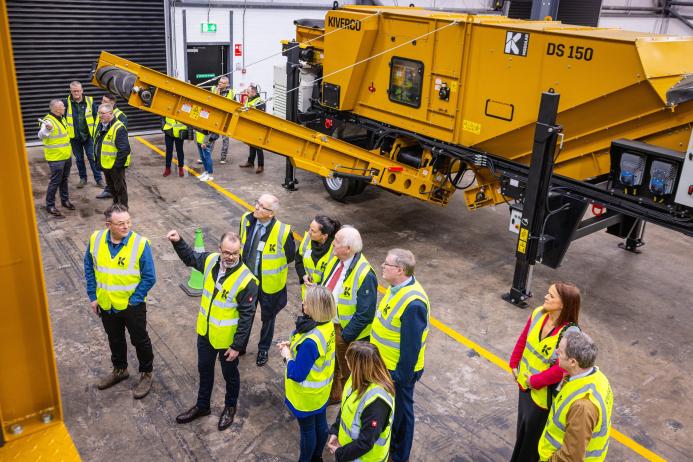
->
[7, 0, 167, 142]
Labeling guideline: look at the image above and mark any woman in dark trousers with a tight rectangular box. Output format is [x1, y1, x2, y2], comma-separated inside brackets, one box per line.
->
[279, 285, 337, 462]
[327, 341, 395, 462]
[295, 215, 341, 299]
[162, 117, 187, 177]
[508, 282, 582, 462]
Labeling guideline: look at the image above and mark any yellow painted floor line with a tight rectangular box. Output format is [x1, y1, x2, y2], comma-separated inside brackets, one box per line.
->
[136, 136, 668, 462]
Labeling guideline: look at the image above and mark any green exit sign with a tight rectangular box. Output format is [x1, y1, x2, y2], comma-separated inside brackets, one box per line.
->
[196, 73, 215, 79]
[201, 23, 217, 33]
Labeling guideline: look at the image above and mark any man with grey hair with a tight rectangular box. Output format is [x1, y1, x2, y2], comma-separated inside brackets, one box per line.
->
[371, 248, 430, 462]
[94, 103, 130, 207]
[321, 225, 377, 403]
[63, 81, 104, 189]
[538, 331, 613, 462]
[210, 76, 235, 164]
[38, 99, 74, 217]
[238, 193, 295, 366]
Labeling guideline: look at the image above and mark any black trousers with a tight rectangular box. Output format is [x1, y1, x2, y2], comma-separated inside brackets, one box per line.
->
[103, 167, 128, 207]
[247, 145, 264, 167]
[100, 303, 153, 373]
[164, 134, 185, 168]
[241, 288, 287, 353]
[196, 334, 240, 409]
[46, 158, 71, 208]
[510, 388, 549, 462]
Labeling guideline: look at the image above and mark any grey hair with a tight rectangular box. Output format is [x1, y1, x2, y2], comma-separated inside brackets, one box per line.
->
[69, 81, 82, 88]
[563, 331, 598, 369]
[387, 248, 416, 276]
[337, 226, 363, 253]
[98, 103, 114, 114]
[220, 231, 240, 246]
[259, 193, 279, 215]
[49, 99, 63, 110]
[219, 76, 229, 83]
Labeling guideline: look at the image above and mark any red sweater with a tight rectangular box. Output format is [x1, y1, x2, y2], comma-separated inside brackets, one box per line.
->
[509, 315, 567, 390]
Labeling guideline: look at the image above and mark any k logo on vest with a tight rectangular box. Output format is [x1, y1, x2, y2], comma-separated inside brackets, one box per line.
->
[383, 304, 391, 316]
[343, 287, 351, 297]
[117, 256, 126, 267]
[221, 289, 229, 299]
[541, 345, 552, 356]
[269, 244, 276, 252]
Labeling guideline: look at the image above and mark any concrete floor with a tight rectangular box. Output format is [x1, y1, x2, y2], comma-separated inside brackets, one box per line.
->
[29, 134, 693, 461]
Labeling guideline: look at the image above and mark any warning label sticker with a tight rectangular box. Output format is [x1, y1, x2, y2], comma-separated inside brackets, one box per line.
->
[463, 119, 481, 135]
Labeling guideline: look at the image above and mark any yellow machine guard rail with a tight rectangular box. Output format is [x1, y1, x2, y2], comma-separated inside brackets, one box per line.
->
[92, 52, 452, 205]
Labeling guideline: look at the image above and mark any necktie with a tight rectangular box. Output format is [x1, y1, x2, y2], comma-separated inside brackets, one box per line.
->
[326, 261, 344, 292]
[246, 225, 264, 275]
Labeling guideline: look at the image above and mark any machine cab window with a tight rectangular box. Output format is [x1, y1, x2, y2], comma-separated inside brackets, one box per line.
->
[388, 57, 423, 108]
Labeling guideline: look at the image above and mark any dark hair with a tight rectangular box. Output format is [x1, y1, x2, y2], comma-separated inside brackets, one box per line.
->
[103, 93, 117, 103]
[554, 281, 581, 326]
[219, 231, 240, 246]
[313, 215, 341, 239]
[104, 203, 129, 220]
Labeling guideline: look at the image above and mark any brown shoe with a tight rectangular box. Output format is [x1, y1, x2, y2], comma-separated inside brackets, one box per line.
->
[97, 368, 129, 390]
[132, 372, 153, 399]
[239, 162, 253, 168]
[255, 166, 264, 174]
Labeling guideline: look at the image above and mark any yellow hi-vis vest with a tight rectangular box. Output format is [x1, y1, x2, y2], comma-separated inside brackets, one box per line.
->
[41, 114, 72, 162]
[298, 232, 333, 299]
[198, 254, 257, 349]
[538, 368, 613, 462]
[66, 95, 95, 138]
[323, 254, 374, 340]
[99, 120, 129, 169]
[239, 212, 292, 294]
[212, 85, 236, 100]
[245, 95, 263, 108]
[163, 117, 187, 138]
[89, 230, 147, 311]
[371, 279, 430, 371]
[338, 377, 395, 462]
[285, 322, 335, 412]
[517, 306, 576, 409]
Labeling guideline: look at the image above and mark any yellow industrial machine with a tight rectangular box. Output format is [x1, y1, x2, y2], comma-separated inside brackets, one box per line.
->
[0, 0, 80, 458]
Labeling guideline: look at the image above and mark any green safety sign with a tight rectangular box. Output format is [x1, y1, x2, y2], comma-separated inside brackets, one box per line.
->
[196, 73, 215, 79]
[201, 23, 217, 33]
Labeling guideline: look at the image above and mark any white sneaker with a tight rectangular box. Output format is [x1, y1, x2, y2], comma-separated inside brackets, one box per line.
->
[198, 172, 209, 181]
[220, 160, 227, 164]
[205, 175, 214, 182]
[196, 159, 203, 164]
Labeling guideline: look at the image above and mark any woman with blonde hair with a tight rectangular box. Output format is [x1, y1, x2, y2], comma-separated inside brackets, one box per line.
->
[279, 285, 336, 462]
[327, 341, 395, 462]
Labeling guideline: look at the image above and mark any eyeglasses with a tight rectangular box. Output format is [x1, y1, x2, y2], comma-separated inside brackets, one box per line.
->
[108, 220, 131, 227]
[382, 262, 400, 269]
[255, 201, 273, 213]
[220, 250, 240, 258]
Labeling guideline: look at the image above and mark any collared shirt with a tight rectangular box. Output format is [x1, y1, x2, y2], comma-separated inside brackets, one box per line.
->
[83, 230, 157, 311]
[70, 97, 90, 141]
[250, 220, 269, 275]
[327, 255, 354, 322]
[389, 276, 413, 295]
[568, 367, 595, 382]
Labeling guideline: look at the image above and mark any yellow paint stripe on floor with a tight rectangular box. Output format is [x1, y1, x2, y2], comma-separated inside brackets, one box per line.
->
[136, 136, 668, 462]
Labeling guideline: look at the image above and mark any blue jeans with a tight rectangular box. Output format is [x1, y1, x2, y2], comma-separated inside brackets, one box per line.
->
[297, 410, 328, 462]
[390, 373, 421, 462]
[196, 335, 239, 409]
[71, 137, 102, 182]
[197, 144, 213, 174]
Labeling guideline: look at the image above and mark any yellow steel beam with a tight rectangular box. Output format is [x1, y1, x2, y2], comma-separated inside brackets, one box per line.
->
[0, 0, 80, 459]
[92, 52, 455, 205]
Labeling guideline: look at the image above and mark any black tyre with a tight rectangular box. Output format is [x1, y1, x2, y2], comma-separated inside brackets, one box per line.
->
[322, 176, 352, 201]
[350, 180, 368, 196]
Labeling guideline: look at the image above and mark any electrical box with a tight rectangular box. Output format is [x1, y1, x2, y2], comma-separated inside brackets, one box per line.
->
[674, 134, 693, 209]
[509, 203, 523, 234]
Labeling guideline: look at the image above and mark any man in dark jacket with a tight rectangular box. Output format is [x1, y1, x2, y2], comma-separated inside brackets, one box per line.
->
[93, 103, 130, 207]
[94, 93, 128, 200]
[167, 229, 258, 431]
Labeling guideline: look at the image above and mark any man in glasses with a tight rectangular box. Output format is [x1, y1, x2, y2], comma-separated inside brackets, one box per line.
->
[238, 193, 295, 366]
[371, 248, 430, 462]
[84, 204, 156, 399]
[93, 103, 130, 207]
[167, 229, 258, 431]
